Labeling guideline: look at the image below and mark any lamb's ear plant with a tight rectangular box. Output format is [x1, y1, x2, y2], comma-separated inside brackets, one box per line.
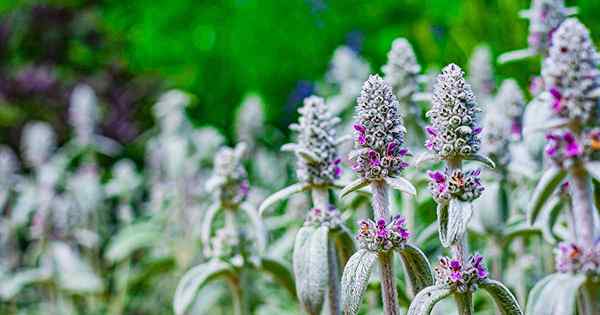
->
[340, 75, 433, 315]
[174, 143, 294, 315]
[498, 0, 577, 64]
[524, 18, 600, 315]
[260, 95, 353, 315]
[409, 64, 522, 315]
[467, 44, 495, 105]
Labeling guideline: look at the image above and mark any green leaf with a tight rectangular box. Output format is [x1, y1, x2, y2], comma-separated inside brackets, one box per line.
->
[526, 273, 586, 315]
[239, 203, 266, 253]
[332, 225, 355, 266]
[480, 279, 523, 315]
[398, 244, 434, 297]
[438, 199, 472, 247]
[340, 178, 370, 198]
[585, 161, 600, 182]
[173, 261, 233, 315]
[464, 154, 496, 169]
[104, 221, 161, 263]
[385, 176, 416, 196]
[527, 167, 567, 225]
[51, 242, 104, 294]
[415, 222, 438, 246]
[341, 249, 378, 315]
[259, 183, 307, 215]
[501, 218, 541, 245]
[201, 203, 223, 246]
[0, 268, 50, 300]
[407, 284, 452, 315]
[414, 152, 439, 167]
[259, 257, 296, 297]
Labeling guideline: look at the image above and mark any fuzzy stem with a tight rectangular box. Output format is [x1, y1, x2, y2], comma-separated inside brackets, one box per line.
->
[311, 187, 341, 315]
[378, 252, 400, 315]
[446, 159, 468, 264]
[580, 280, 600, 315]
[568, 160, 595, 247]
[370, 181, 399, 315]
[226, 275, 249, 315]
[327, 238, 341, 315]
[454, 292, 474, 315]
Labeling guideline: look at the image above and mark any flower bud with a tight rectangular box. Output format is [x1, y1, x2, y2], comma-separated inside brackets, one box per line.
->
[468, 44, 495, 101]
[207, 144, 249, 208]
[434, 253, 488, 293]
[21, 121, 56, 168]
[356, 215, 410, 252]
[382, 38, 421, 107]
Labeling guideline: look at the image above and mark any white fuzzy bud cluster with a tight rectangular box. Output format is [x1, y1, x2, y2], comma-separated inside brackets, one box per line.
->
[206, 144, 249, 208]
[350, 75, 409, 181]
[288, 96, 341, 186]
[105, 159, 142, 198]
[542, 18, 600, 124]
[525, 0, 573, 54]
[382, 38, 421, 107]
[426, 64, 482, 159]
[235, 95, 265, 148]
[207, 227, 255, 263]
[69, 84, 99, 146]
[468, 45, 495, 101]
[481, 79, 525, 164]
[154, 90, 190, 134]
[67, 165, 103, 217]
[327, 46, 370, 97]
[0, 146, 18, 185]
[21, 121, 56, 168]
[304, 205, 342, 229]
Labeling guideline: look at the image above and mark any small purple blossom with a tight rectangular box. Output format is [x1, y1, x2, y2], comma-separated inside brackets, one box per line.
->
[427, 168, 483, 203]
[305, 205, 343, 228]
[544, 130, 585, 164]
[555, 242, 600, 275]
[435, 254, 489, 292]
[356, 216, 410, 252]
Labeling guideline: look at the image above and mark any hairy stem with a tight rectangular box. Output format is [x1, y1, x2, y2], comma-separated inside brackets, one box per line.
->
[378, 252, 400, 315]
[580, 280, 600, 315]
[446, 159, 468, 264]
[568, 160, 595, 247]
[327, 238, 341, 315]
[311, 187, 340, 315]
[454, 292, 474, 315]
[226, 275, 249, 315]
[370, 181, 399, 315]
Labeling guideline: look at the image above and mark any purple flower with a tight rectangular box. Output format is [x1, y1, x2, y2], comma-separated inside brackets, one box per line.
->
[549, 87, 564, 113]
[450, 259, 462, 271]
[563, 132, 583, 157]
[473, 127, 483, 135]
[427, 170, 446, 183]
[450, 271, 463, 283]
[386, 141, 398, 156]
[368, 150, 381, 166]
[354, 124, 367, 145]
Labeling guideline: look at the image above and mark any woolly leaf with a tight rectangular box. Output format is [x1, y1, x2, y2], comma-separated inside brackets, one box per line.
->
[439, 199, 472, 247]
[173, 261, 233, 315]
[0, 268, 50, 300]
[480, 279, 523, 315]
[407, 284, 452, 315]
[464, 154, 496, 169]
[240, 203, 266, 253]
[296, 148, 320, 163]
[437, 203, 450, 247]
[104, 221, 160, 263]
[51, 242, 104, 294]
[414, 152, 439, 167]
[341, 249, 377, 315]
[259, 257, 296, 297]
[293, 226, 329, 315]
[540, 197, 565, 244]
[259, 183, 307, 215]
[385, 176, 416, 195]
[398, 244, 434, 297]
[527, 167, 567, 225]
[501, 218, 541, 245]
[585, 161, 600, 182]
[340, 178, 370, 198]
[201, 203, 222, 246]
[526, 273, 586, 315]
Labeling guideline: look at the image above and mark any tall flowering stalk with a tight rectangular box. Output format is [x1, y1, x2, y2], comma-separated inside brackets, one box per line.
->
[409, 64, 522, 315]
[174, 144, 294, 315]
[498, 0, 577, 64]
[260, 96, 352, 315]
[525, 18, 600, 315]
[468, 44, 495, 104]
[339, 75, 433, 315]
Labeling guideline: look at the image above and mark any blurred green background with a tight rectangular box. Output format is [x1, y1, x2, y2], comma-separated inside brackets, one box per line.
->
[0, 0, 597, 150]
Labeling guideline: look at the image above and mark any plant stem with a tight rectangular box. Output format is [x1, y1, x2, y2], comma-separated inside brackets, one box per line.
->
[311, 187, 341, 315]
[371, 181, 399, 315]
[580, 280, 600, 315]
[446, 159, 468, 264]
[568, 160, 595, 248]
[454, 292, 474, 315]
[327, 238, 341, 315]
[226, 275, 249, 315]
